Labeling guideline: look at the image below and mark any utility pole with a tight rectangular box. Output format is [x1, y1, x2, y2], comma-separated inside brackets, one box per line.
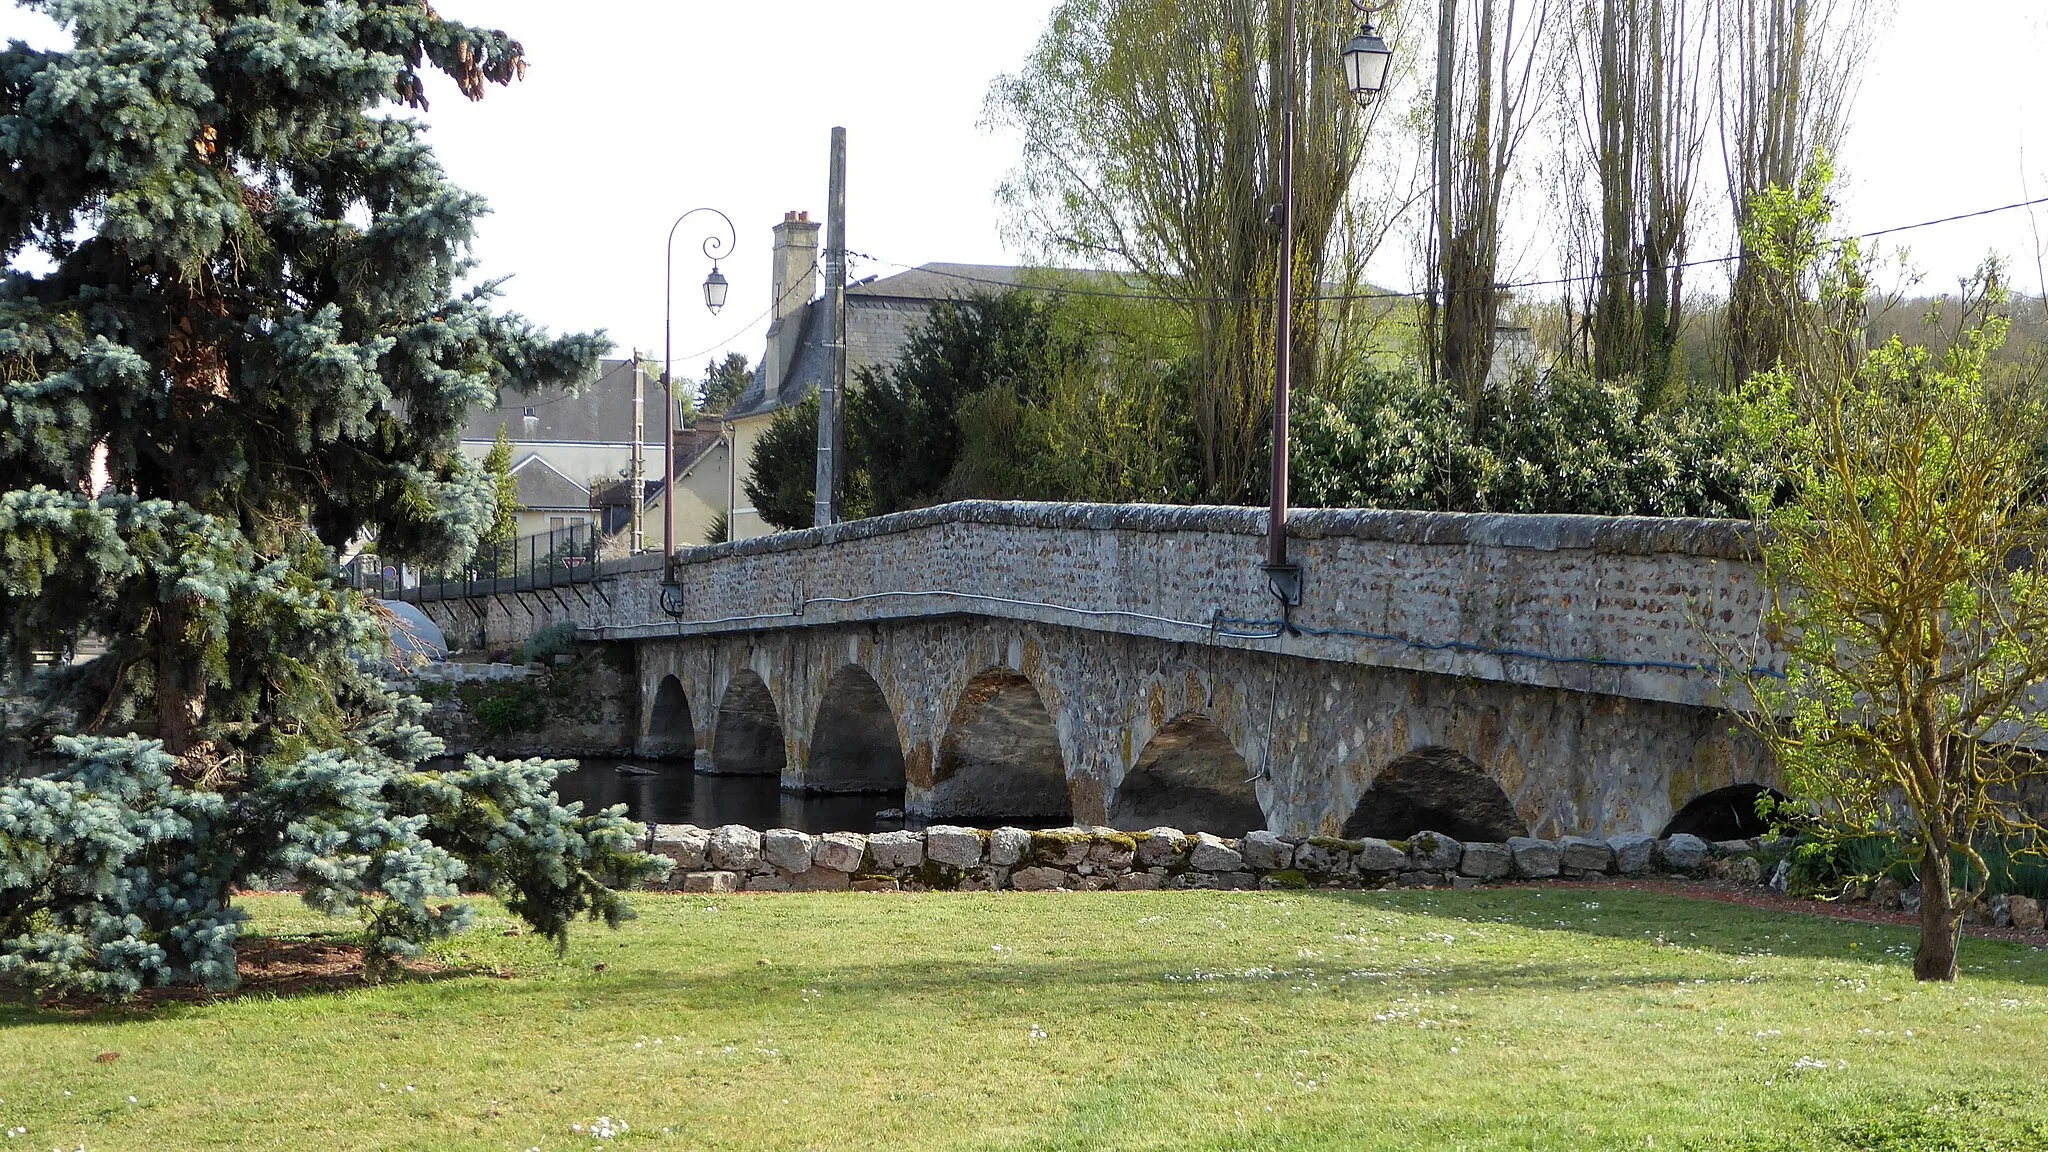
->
[813, 126, 847, 529]
[630, 350, 646, 555]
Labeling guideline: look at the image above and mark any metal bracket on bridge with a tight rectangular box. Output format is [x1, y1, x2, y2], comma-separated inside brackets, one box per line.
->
[1263, 563, 1303, 608]
[658, 581, 687, 619]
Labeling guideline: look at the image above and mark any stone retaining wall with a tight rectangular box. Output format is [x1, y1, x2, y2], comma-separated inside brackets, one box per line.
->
[650, 822, 1750, 896]
[643, 822, 2048, 936]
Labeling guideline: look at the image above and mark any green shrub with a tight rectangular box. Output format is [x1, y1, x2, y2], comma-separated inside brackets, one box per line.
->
[520, 622, 578, 665]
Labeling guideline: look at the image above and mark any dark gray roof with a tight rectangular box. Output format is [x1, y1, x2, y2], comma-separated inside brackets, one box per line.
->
[510, 456, 590, 511]
[464, 358, 668, 444]
[723, 263, 1114, 420]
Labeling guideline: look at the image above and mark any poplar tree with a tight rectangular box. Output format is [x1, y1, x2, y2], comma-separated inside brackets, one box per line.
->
[0, 1, 666, 998]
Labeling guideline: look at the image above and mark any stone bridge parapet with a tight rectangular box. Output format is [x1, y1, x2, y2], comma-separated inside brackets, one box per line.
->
[409, 501, 1779, 841]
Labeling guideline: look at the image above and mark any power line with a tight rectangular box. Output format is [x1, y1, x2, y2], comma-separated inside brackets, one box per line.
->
[854, 194, 2048, 308]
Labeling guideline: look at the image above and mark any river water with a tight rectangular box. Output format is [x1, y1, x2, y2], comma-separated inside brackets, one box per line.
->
[542, 758, 906, 833]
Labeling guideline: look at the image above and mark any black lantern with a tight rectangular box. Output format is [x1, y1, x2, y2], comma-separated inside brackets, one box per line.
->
[1343, 24, 1394, 106]
[703, 264, 730, 315]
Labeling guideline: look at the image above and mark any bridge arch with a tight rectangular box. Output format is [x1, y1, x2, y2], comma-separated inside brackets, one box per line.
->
[1110, 711, 1266, 835]
[1343, 745, 1528, 843]
[710, 668, 786, 777]
[646, 674, 695, 758]
[1662, 783, 1787, 841]
[929, 666, 1072, 824]
[804, 664, 908, 795]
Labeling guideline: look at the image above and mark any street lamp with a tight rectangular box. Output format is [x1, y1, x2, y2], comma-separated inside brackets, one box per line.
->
[1342, 21, 1394, 106]
[1266, 0, 1394, 607]
[661, 207, 737, 591]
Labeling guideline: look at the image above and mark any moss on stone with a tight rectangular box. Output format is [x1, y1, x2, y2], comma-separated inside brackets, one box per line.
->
[1090, 830, 1139, 853]
[1305, 836, 1367, 853]
[1268, 869, 1311, 890]
[915, 861, 964, 891]
[1026, 829, 1094, 866]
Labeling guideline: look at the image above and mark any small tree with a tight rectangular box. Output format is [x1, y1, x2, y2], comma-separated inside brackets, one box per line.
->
[744, 391, 822, 531]
[480, 424, 522, 574]
[1736, 265, 2048, 981]
[700, 352, 751, 414]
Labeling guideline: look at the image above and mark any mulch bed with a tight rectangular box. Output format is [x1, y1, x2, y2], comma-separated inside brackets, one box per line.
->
[10, 938, 463, 1015]
[1545, 876, 2048, 947]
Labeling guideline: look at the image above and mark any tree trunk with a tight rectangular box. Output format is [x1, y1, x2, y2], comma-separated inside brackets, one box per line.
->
[1914, 843, 1962, 982]
[155, 593, 207, 761]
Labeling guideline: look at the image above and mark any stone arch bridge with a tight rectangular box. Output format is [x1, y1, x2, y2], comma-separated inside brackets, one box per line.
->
[410, 502, 1779, 842]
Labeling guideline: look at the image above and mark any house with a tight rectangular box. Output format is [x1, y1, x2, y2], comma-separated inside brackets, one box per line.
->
[460, 358, 733, 549]
[721, 210, 1047, 540]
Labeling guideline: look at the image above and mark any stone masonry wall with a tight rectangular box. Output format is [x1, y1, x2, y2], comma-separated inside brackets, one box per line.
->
[416, 501, 1772, 712]
[644, 822, 2048, 936]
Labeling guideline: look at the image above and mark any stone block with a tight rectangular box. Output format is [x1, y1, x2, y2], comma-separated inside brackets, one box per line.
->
[681, 871, 737, 894]
[1087, 833, 1137, 870]
[1657, 834, 1709, 871]
[1559, 836, 1615, 873]
[1010, 866, 1070, 891]
[1295, 841, 1352, 876]
[761, 828, 814, 873]
[2009, 895, 2044, 932]
[1026, 829, 1092, 867]
[1408, 831, 1464, 873]
[708, 825, 762, 872]
[1450, 874, 1482, 889]
[1458, 842, 1512, 880]
[1190, 832, 1244, 873]
[1240, 830, 1295, 871]
[925, 826, 984, 868]
[867, 830, 926, 871]
[1215, 872, 1257, 890]
[1353, 838, 1407, 873]
[1135, 828, 1189, 868]
[851, 876, 900, 892]
[1607, 834, 1655, 875]
[743, 873, 792, 892]
[652, 826, 709, 870]
[1713, 839, 1759, 857]
[1115, 872, 1164, 891]
[812, 831, 867, 874]
[787, 867, 852, 892]
[1397, 871, 1445, 888]
[988, 827, 1032, 867]
[1507, 837, 1562, 879]
[1071, 875, 1113, 891]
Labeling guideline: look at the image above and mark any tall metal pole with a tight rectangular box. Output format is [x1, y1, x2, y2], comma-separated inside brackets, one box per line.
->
[1266, 0, 1299, 584]
[662, 245, 678, 580]
[659, 207, 735, 581]
[814, 127, 848, 529]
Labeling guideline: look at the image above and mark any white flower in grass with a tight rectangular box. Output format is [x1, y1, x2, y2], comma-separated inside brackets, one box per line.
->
[1029, 1025, 1048, 1041]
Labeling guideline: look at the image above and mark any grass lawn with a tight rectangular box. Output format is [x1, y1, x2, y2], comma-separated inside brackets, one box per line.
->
[3, 887, 2045, 1151]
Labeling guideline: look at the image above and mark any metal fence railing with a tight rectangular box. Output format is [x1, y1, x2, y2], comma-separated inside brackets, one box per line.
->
[340, 524, 602, 602]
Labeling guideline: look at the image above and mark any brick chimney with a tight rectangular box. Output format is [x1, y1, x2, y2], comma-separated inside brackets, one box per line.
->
[762, 210, 820, 403]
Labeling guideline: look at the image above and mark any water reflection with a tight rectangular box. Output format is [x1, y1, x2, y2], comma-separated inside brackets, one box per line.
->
[532, 759, 905, 834]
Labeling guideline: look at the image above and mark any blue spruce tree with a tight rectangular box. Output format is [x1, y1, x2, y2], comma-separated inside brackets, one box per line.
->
[0, 1, 667, 997]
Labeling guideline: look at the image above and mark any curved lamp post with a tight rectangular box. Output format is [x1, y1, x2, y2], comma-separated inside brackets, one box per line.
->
[1266, 0, 1394, 607]
[659, 207, 737, 604]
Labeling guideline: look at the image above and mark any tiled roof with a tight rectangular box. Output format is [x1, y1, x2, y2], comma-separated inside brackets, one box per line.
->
[510, 455, 590, 511]
[464, 357, 672, 444]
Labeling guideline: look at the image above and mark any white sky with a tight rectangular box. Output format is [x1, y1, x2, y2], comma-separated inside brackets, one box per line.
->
[5, 1, 2046, 373]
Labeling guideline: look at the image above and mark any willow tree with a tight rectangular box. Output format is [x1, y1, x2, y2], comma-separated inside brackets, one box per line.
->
[1717, 0, 1886, 383]
[1428, 0, 1554, 418]
[0, 1, 664, 998]
[990, 0, 1403, 503]
[1556, 0, 1709, 403]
